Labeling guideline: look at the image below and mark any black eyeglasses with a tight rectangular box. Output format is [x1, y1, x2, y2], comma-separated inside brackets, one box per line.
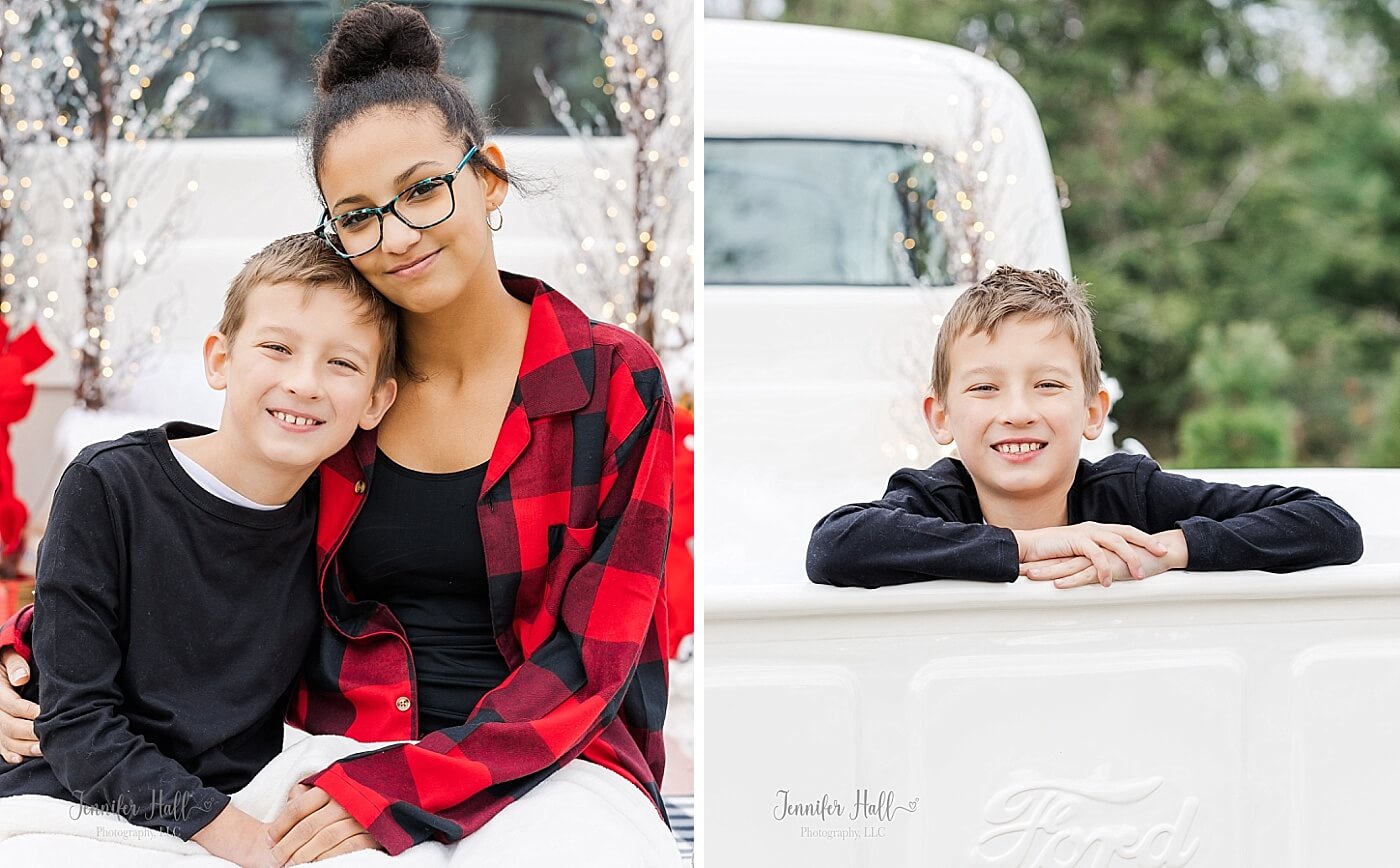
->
[315, 146, 479, 259]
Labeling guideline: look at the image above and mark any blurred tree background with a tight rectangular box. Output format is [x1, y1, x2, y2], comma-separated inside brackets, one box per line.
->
[773, 0, 1400, 466]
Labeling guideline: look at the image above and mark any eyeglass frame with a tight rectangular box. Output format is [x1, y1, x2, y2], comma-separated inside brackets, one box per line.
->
[314, 145, 481, 259]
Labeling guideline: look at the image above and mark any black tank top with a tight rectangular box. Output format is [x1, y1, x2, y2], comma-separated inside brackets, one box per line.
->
[341, 449, 511, 733]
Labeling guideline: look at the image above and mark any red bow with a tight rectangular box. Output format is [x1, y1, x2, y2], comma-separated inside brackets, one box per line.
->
[0, 321, 54, 560]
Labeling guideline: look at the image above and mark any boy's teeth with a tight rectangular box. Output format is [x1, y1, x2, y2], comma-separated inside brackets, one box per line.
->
[997, 442, 1043, 454]
[273, 411, 318, 427]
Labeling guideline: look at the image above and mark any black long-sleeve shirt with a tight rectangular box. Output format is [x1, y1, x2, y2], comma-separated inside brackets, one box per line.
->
[807, 453, 1365, 588]
[0, 424, 319, 839]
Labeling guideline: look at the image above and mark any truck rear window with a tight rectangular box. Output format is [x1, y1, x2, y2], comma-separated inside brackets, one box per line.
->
[704, 138, 953, 287]
[158, 0, 617, 137]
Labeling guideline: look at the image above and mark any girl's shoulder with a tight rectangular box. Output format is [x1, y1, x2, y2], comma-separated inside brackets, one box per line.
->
[588, 318, 665, 373]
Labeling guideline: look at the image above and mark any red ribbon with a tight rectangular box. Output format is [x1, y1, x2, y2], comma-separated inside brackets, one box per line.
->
[0, 321, 54, 558]
[667, 404, 695, 658]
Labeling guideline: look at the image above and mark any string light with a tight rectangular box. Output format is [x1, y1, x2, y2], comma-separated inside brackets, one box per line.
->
[549, 1, 692, 356]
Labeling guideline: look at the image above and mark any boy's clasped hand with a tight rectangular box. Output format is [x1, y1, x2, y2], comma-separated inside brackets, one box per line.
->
[1014, 524, 1187, 589]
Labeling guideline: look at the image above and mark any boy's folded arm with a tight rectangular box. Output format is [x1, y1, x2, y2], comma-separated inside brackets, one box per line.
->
[807, 472, 1019, 587]
[34, 463, 229, 839]
[1143, 462, 1364, 572]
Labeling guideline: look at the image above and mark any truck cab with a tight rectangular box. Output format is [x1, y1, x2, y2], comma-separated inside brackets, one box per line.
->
[705, 19, 1079, 586]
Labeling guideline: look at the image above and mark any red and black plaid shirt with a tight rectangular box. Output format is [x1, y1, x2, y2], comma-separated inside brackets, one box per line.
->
[2, 273, 673, 856]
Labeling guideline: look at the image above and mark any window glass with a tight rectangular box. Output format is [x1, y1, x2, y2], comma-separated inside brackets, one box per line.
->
[152, 0, 616, 137]
[704, 138, 953, 286]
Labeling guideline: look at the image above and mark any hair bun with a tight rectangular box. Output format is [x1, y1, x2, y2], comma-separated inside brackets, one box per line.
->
[316, 2, 442, 93]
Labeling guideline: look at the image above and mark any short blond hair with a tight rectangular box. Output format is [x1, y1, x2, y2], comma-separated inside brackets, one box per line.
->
[219, 234, 397, 387]
[929, 266, 1102, 400]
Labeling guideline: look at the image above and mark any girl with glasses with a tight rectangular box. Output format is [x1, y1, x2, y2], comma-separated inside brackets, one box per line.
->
[0, 3, 678, 866]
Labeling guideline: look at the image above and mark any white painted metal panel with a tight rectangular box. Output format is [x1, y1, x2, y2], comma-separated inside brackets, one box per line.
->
[706, 561, 1400, 866]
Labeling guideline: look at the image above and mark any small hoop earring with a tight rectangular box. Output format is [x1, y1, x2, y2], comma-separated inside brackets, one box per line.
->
[487, 208, 503, 232]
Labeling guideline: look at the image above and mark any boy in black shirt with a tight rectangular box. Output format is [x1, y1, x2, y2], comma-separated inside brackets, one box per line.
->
[807, 266, 1362, 589]
[0, 234, 397, 865]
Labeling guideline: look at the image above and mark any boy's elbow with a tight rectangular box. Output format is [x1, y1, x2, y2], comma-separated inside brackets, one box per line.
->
[806, 545, 851, 587]
[1318, 498, 1365, 565]
[1338, 515, 1365, 565]
[1305, 509, 1364, 568]
[806, 515, 862, 587]
[806, 534, 841, 586]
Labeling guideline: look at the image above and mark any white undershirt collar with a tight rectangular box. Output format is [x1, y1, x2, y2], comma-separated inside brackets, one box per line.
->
[170, 446, 285, 511]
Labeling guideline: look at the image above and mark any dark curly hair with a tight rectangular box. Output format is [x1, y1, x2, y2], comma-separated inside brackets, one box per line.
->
[304, 2, 511, 190]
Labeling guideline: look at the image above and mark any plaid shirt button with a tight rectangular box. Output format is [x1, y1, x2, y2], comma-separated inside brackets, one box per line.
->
[395, 696, 411, 712]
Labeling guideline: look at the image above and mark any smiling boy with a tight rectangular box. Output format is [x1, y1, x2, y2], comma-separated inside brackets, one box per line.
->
[0, 234, 397, 866]
[806, 266, 1363, 589]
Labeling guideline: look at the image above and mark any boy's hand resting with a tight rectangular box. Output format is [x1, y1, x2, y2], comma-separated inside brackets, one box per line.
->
[270, 783, 383, 864]
[0, 649, 40, 763]
[1021, 529, 1188, 588]
[191, 805, 281, 868]
[1012, 524, 1175, 587]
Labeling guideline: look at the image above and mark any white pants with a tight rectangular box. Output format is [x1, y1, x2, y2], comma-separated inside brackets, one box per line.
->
[0, 732, 681, 867]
